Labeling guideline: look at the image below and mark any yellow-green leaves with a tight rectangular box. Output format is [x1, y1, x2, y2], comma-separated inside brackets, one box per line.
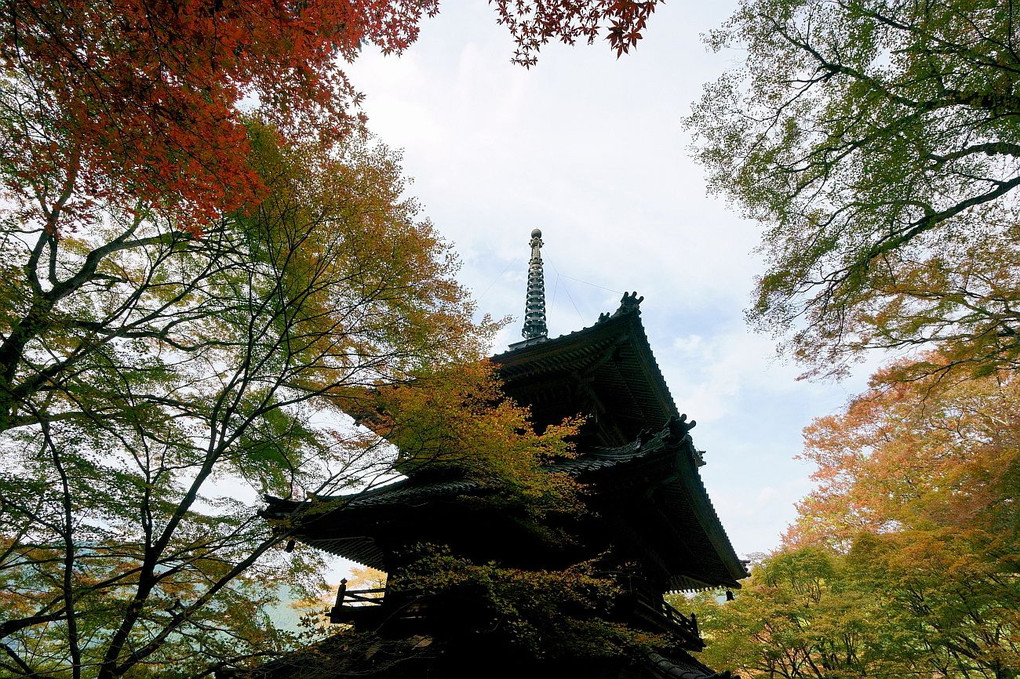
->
[0, 123, 524, 677]
[358, 360, 581, 516]
[697, 365, 1020, 678]
[689, 0, 1020, 379]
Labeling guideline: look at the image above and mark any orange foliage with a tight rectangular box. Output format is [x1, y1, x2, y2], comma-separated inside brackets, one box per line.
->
[2, 0, 662, 231]
[789, 359, 1020, 590]
[703, 361, 1020, 678]
[2, 0, 445, 228]
[357, 360, 581, 512]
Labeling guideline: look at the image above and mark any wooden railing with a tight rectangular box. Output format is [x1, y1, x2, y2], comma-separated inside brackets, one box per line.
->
[328, 578, 385, 624]
[661, 598, 700, 641]
[630, 584, 703, 649]
[326, 571, 703, 648]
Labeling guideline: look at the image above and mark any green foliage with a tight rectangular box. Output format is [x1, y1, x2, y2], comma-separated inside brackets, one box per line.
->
[393, 545, 658, 661]
[689, 548, 906, 679]
[694, 367, 1020, 679]
[0, 125, 501, 678]
[688, 0, 1020, 378]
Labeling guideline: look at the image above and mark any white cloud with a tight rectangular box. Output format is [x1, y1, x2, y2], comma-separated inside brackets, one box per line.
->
[342, 1, 882, 557]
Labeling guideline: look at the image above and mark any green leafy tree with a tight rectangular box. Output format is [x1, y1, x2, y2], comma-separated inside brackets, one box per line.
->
[688, 0, 1020, 378]
[696, 364, 1020, 679]
[0, 125, 524, 679]
[393, 548, 640, 661]
[690, 542, 1019, 679]
[792, 363, 1020, 679]
[688, 548, 894, 679]
[0, 3, 674, 676]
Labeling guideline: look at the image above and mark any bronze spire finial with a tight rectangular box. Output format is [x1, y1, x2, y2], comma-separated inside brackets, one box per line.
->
[521, 228, 548, 341]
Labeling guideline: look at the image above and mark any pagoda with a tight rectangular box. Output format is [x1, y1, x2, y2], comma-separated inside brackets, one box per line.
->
[251, 230, 747, 679]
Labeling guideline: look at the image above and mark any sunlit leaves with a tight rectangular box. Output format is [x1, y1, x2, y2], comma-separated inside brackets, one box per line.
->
[491, 0, 664, 66]
[0, 0, 444, 227]
[792, 365, 1018, 677]
[687, 0, 1020, 378]
[689, 547, 911, 679]
[359, 359, 581, 515]
[692, 364, 1020, 678]
[0, 126, 501, 677]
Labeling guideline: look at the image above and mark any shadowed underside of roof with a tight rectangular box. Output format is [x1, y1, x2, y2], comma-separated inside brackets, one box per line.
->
[263, 420, 747, 588]
[493, 293, 680, 447]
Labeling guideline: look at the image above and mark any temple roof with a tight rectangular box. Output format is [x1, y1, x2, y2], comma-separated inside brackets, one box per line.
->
[263, 290, 747, 589]
[263, 418, 748, 590]
[494, 292, 678, 447]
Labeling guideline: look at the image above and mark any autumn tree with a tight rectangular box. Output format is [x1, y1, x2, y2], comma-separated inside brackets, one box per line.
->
[687, 0, 1020, 378]
[0, 2, 667, 676]
[361, 360, 581, 513]
[685, 358, 1020, 676]
[687, 548, 900, 679]
[697, 364, 1020, 678]
[0, 0, 664, 233]
[491, 0, 663, 66]
[0, 0, 437, 227]
[0, 125, 516, 678]
[792, 363, 1020, 678]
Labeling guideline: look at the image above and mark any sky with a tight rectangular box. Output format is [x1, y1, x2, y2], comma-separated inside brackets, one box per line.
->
[343, 2, 876, 559]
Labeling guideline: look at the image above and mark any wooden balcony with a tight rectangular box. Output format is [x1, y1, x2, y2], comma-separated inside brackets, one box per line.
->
[328, 579, 386, 626]
[626, 581, 704, 650]
[328, 574, 704, 650]
[328, 579, 431, 630]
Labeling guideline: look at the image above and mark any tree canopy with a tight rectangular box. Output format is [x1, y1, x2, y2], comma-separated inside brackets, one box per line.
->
[687, 0, 1020, 378]
[0, 2, 672, 675]
[684, 4, 1020, 674]
[0, 121, 518, 677]
[1, 0, 664, 229]
[690, 364, 1020, 679]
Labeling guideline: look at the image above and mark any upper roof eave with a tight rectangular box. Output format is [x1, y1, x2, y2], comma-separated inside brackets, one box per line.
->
[492, 294, 681, 432]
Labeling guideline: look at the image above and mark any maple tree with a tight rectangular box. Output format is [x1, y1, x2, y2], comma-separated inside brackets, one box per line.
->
[361, 360, 581, 514]
[792, 362, 1020, 678]
[393, 548, 642, 661]
[0, 1, 668, 675]
[1, 0, 664, 232]
[0, 0, 436, 227]
[687, 548, 895, 679]
[0, 125, 548, 678]
[691, 363, 1020, 679]
[491, 0, 663, 66]
[686, 3, 1020, 670]
[687, 0, 1020, 378]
